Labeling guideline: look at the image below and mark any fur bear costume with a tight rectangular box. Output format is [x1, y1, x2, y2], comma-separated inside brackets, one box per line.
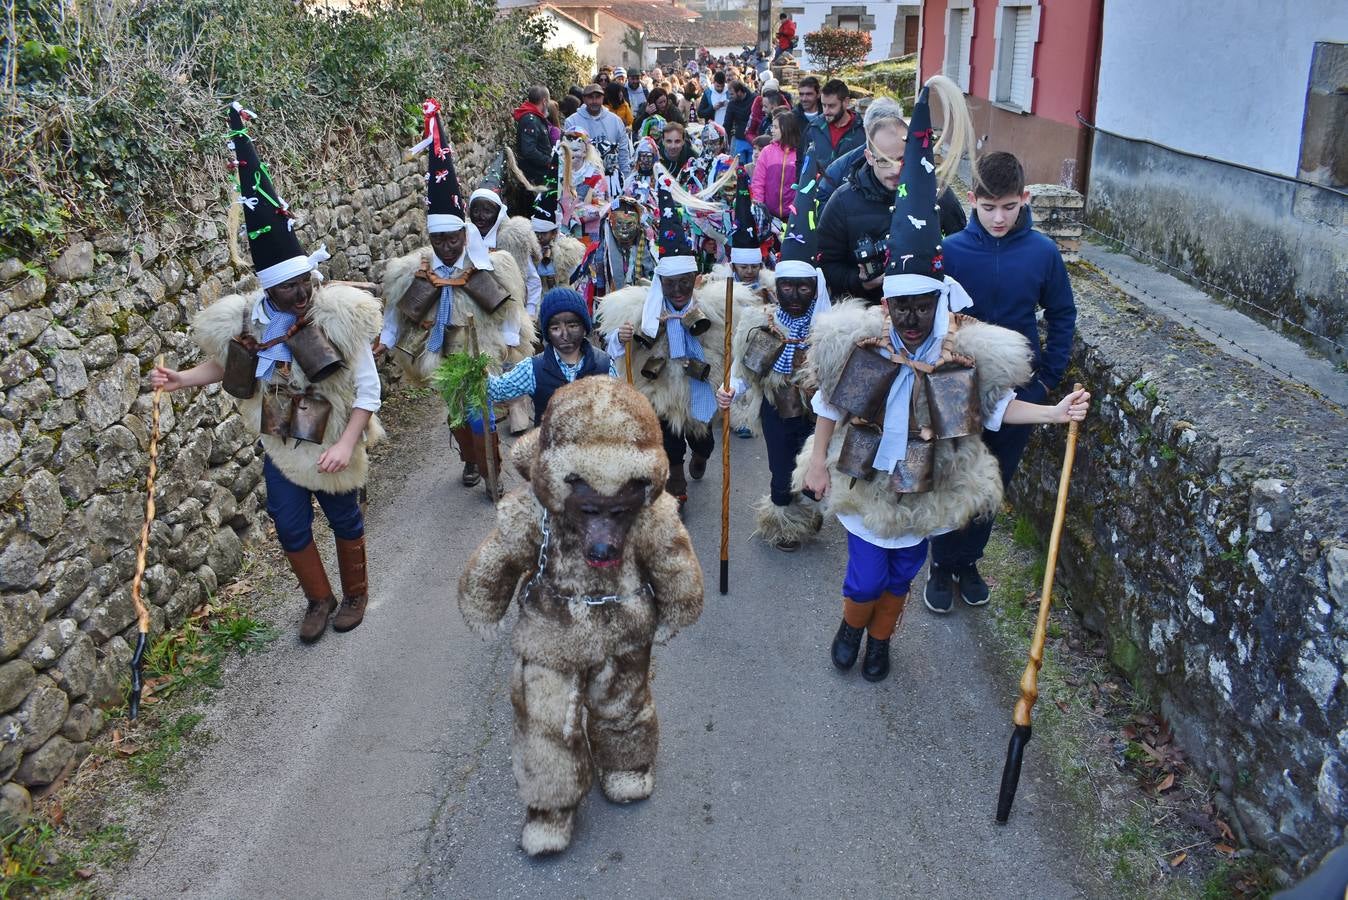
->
[459, 378, 704, 855]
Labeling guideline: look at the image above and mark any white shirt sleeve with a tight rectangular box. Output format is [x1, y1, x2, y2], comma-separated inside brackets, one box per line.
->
[984, 389, 1016, 432]
[605, 329, 625, 360]
[502, 320, 522, 347]
[351, 342, 382, 413]
[378, 300, 401, 349]
[810, 390, 841, 422]
[730, 376, 749, 397]
[524, 260, 543, 316]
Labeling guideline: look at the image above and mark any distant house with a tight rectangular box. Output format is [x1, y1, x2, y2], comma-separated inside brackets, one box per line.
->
[501, 0, 707, 71]
[644, 18, 757, 68]
[781, 2, 923, 66]
[533, 4, 603, 62]
[917, 0, 1104, 190]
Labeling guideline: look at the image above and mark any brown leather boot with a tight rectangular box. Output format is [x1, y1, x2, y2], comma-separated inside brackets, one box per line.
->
[285, 542, 337, 644]
[666, 461, 688, 505]
[332, 535, 368, 633]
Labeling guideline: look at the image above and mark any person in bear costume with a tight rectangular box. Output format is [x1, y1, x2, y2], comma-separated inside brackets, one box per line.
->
[458, 378, 704, 855]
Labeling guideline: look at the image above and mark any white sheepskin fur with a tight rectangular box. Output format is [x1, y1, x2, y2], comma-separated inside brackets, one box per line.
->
[191, 283, 386, 494]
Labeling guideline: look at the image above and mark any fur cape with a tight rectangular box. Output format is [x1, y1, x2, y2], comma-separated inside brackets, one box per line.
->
[727, 299, 805, 435]
[458, 380, 703, 667]
[496, 216, 542, 278]
[547, 234, 586, 288]
[191, 284, 386, 495]
[380, 246, 535, 384]
[595, 275, 757, 437]
[791, 299, 1034, 541]
[754, 494, 823, 544]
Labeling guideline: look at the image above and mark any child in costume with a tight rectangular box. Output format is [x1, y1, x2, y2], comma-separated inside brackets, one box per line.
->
[559, 128, 611, 245]
[484, 287, 618, 427]
[151, 102, 382, 643]
[528, 182, 586, 295]
[796, 77, 1091, 682]
[717, 154, 831, 550]
[459, 378, 704, 855]
[377, 99, 533, 493]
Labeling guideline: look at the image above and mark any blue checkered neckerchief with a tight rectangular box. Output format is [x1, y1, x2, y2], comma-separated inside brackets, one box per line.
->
[773, 304, 813, 375]
[255, 298, 297, 381]
[664, 300, 715, 423]
[426, 260, 457, 354]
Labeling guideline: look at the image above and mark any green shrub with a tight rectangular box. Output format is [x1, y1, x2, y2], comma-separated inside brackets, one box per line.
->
[803, 27, 872, 76]
[2, 0, 548, 255]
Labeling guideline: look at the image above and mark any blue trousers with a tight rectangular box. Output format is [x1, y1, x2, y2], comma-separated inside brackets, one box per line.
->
[760, 398, 812, 506]
[843, 533, 928, 603]
[263, 455, 364, 553]
[929, 422, 1032, 571]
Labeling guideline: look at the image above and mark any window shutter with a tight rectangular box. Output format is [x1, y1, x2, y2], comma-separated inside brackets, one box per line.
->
[944, 10, 965, 82]
[958, 7, 973, 91]
[1010, 7, 1033, 110]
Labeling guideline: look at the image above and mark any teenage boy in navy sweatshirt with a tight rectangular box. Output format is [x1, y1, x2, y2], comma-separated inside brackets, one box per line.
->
[924, 151, 1078, 614]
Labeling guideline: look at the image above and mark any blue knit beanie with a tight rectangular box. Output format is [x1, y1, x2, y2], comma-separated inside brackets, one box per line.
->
[539, 287, 592, 335]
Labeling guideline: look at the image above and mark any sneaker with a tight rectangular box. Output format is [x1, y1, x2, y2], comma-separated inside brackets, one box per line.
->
[924, 565, 955, 614]
[734, 426, 753, 439]
[959, 564, 990, 606]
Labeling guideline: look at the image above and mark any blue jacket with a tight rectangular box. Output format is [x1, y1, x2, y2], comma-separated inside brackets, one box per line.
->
[943, 208, 1077, 400]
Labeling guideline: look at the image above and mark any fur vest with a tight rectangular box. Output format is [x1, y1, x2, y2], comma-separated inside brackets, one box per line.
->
[791, 299, 1034, 540]
[595, 276, 756, 437]
[495, 216, 542, 281]
[190, 284, 386, 495]
[727, 296, 809, 434]
[543, 234, 586, 289]
[380, 246, 535, 384]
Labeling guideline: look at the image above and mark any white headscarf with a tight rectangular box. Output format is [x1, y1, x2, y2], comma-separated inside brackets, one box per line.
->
[641, 255, 698, 338]
[465, 188, 506, 271]
[774, 258, 832, 321]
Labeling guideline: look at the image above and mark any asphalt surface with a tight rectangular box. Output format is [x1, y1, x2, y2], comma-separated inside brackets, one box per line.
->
[116, 400, 1086, 899]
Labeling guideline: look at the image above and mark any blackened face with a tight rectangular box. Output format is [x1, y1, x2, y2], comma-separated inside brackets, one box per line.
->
[776, 276, 817, 317]
[662, 272, 696, 308]
[429, 229, 466, 266]
[886, 291, 940, 351]
[546, 311, 587, 357]
[732, 263, 761, 284]
[267, 272, 314, 316]
[469, 198, 500, 235]
[637, 151, 654, 174]
[562, 477, 650, 568]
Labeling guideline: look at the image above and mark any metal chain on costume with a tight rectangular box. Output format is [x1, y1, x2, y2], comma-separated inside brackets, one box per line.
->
[526, 509, 643, 607]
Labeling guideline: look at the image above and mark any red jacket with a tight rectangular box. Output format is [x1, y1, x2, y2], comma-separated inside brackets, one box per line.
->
[776, 18, 796, 50]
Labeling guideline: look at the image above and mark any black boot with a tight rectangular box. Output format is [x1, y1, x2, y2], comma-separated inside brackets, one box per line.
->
[861, 635, 891, 682]
[831, 620, 864, 670]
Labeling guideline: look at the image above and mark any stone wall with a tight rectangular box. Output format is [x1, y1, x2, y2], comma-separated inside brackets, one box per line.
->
[1011, 269, 1348, 873]
[0, 138, 495, 819]
[1088, 131, 1348, 365]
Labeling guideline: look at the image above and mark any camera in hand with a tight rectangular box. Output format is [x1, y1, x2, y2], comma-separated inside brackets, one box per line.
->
[854, 233, 887, 282]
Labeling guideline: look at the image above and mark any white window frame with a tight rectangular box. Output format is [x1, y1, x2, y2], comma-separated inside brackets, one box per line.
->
[988, 0, 1041, 114]
[942, 0, 975, 93]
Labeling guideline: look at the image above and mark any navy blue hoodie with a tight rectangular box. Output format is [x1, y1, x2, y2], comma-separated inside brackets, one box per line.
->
[943, 206, 1076, 401]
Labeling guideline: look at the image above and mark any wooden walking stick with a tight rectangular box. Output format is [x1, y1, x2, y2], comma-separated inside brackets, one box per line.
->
[465, 313, 500, 504]
[625, 340, 634, 384]
[128, 356, 165, 719]
[995, 383, 1085, 824]
[719, 277, 734, 595]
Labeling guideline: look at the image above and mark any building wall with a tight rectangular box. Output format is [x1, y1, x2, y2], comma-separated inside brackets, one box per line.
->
[596, 11, 642, 69]
[1088, 0, 1347, 359]
[918, 0, 1101, 189]
[1095, 0, 1346, 177]
[541, 12, 600, 62]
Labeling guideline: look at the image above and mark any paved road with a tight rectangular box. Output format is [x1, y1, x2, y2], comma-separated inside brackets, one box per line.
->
[117, 400, 1086, 899]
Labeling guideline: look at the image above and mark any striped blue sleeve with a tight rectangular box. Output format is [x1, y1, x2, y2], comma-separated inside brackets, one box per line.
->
[608, 358, 619, 378]
[486, 357, 537, 405]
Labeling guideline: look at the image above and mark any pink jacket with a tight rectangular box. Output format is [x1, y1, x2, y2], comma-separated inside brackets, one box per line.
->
[750, 142, 797, 220]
